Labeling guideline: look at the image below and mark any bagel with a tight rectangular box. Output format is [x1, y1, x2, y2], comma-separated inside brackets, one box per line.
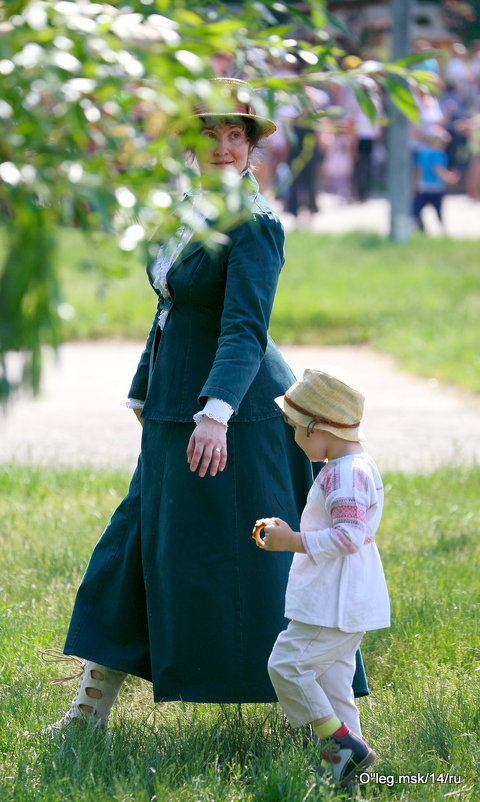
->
[252, 518, 273, 547]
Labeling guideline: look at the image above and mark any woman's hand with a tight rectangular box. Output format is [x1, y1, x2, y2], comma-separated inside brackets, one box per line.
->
[187, 417, 227, 478]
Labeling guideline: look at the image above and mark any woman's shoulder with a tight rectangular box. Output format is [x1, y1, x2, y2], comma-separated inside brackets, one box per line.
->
[250, 192, 282, 226]
[227, 204, 284, 257]
[224, 192, 283, 250]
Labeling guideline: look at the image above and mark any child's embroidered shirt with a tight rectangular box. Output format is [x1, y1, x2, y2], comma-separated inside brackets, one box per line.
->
[285, 452, 390, 632]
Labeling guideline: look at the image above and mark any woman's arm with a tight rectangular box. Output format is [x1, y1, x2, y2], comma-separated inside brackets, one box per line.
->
[198, 212, 285, 411]
[187, 211, 284, 477]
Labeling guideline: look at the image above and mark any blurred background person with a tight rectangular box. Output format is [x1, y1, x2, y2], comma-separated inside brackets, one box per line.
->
[341, 57, 384, 202]
[460, 104, 480, 201]
[412, 125, 461, 232]
[251, 59, 298, 197]
[471, 41, 480, 96]
[439, 79, 469, 174]
[319, 80, 355, 201]
[283, 82, 329, 217]
[413, 38, 441, 77]
[444, 42, 473, 105]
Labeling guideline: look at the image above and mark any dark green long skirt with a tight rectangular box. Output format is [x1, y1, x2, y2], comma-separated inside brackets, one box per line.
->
[64, 417, 368, 703]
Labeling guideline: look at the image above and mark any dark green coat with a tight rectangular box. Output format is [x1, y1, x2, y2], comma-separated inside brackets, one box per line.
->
[129, 176, 296, 421]
[64, 173, 368, 703]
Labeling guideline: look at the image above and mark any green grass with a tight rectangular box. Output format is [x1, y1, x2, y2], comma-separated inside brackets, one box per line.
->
[1, 464, 479, 801]
[52, 228, 480, 393]
[280, 232, 480, 393]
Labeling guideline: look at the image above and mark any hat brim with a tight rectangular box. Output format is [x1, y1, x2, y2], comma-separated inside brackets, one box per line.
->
[191, 111, 276, 139]
[275, 395, 366, 442]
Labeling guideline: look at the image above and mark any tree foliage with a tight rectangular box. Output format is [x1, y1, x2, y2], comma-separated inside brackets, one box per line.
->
[0, 0, 431, 401]
[441, 0, 480, 44]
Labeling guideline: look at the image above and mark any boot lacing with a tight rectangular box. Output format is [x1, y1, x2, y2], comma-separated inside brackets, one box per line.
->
[40, 649, 85, 684]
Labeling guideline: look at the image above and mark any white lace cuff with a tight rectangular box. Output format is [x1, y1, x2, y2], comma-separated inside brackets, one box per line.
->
[193, 397, 234, 429]
[126, 398, 144, 409]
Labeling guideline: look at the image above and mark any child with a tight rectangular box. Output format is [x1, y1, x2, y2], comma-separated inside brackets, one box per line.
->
[412, 125, 460, 232]
[254, 367, 390, 788]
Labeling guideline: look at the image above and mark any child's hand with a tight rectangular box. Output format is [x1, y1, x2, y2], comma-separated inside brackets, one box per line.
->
[252, 517, 276, 547]
[260, 518, 305, 553]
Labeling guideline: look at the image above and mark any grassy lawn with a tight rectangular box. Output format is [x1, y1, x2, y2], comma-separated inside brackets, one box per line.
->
[1, 464, 479, 801]
[53, 228, 480, 393]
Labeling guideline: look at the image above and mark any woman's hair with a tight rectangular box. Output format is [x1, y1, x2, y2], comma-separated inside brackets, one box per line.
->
[199, 116, 263, 150]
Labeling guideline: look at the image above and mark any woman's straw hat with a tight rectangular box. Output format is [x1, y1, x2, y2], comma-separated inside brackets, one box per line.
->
[191, 77, 276, 139]
[275, 366, 366, 441]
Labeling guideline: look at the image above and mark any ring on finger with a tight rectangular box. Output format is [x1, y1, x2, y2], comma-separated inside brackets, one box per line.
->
[214, 447, 221, 454]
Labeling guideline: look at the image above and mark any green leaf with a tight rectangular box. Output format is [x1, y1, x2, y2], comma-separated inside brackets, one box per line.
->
[325, 11, 357, 42]
[0, 0, 30, 17]
[378, 76, 419, 123]
[352, 87, 377, 122]
[393, 51, 440, 68]
[408, 69, 441, 93]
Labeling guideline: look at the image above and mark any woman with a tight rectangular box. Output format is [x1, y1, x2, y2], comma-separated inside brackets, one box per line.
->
[49, 78, 368, 729]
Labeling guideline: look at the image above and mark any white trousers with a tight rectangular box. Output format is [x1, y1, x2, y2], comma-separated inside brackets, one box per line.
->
[268, 620, 364, 734]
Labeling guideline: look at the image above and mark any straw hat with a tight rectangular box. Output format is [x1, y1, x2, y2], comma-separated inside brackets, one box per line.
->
[191, 77, 276, 139]
[275, 366, 366, 441]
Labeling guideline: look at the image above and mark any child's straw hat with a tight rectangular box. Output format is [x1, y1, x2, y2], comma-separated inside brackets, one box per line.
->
[275, 366, 366, 441]
[191, 77, 276, 139]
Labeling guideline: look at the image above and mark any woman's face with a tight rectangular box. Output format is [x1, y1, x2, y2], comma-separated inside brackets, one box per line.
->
[196, 122, 251, 175]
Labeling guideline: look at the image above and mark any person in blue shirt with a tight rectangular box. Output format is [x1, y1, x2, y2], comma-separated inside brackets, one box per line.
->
[413, 125, 460, 232]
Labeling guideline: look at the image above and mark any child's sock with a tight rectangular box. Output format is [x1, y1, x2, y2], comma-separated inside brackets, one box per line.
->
[313, 715, 348, 740]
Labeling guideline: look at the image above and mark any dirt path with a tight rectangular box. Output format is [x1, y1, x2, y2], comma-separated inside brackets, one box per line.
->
[2, 341, 480, 474]
[280, 193, 480, 239]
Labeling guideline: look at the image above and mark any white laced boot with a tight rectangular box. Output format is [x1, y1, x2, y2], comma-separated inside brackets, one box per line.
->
[41, 650, 127, 733]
